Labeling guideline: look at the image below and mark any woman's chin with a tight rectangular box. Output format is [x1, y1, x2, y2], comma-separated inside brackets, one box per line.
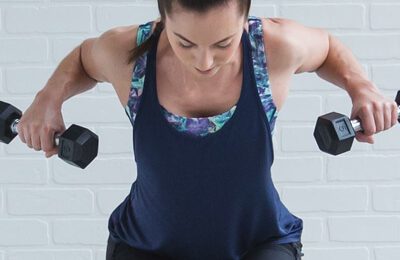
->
[193, 66, 219, 77]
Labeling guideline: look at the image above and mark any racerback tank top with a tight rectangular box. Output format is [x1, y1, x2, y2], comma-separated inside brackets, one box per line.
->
[108, 16, 303, 260]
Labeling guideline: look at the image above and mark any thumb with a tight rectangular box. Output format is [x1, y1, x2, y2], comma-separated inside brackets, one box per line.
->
[45, 149, 58, 158]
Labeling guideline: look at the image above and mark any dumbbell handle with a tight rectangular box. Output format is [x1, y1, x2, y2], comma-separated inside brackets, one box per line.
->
[10, 119, 60, 146]
[350, 105, 400, 132]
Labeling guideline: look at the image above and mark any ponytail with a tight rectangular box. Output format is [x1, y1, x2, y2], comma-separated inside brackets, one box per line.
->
[126, 20, 165, 65]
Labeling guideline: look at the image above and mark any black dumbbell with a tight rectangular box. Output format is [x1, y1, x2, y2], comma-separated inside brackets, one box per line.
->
[0, 101, 99, 169]
[313, 90, 400, 155]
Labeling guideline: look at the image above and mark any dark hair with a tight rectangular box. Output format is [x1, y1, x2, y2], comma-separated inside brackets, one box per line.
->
[126, 0, 251, 65]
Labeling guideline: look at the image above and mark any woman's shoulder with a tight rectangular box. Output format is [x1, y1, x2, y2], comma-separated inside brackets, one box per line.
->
[103, 18, 159, 63]
[109, 19, 159, 77]
[104, 20, 159, 107]
[248, 16, 293, 56]
[256, 16, 302, 74]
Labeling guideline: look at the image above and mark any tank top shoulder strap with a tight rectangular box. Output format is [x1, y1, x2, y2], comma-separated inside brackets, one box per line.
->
[247, 16, 278, 135]
[125, 21, 155, 124]
[136, 20, 154, 46]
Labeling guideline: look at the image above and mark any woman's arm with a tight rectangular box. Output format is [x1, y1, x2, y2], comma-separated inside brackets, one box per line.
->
[274, 18, 372, 96]
[37, 27, 125, 106]
[277, 18, 398, 144]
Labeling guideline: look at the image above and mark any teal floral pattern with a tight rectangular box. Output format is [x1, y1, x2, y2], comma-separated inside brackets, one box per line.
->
[125, 16, 278, 136]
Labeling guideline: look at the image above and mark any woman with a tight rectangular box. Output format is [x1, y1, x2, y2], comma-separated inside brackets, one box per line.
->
[16, 0, 398, 259]
[104, 1, 304, 259]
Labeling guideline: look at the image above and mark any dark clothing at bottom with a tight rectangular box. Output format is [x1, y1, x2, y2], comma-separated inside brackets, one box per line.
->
[106, 235, 304, 260]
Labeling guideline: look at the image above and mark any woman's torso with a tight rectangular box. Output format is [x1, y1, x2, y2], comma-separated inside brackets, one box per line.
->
[109, 17, 295, 120]
[107, 18, 304, 259]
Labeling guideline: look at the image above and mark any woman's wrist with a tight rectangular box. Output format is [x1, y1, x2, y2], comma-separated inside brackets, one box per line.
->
[35, 86, 65, 110]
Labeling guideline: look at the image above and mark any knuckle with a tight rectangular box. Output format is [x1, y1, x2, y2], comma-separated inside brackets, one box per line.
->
[394, 102, 399, 112]
[41, 146, 50, 153]
[28, 126, 37, 134]
[372, 102, 381, 110]
[364, 126, 375, 136]
[361, 105, 371, 114]
[384, 102, 392, 110]
[43, 124, 53, 133]
[42, 143, 54, 152]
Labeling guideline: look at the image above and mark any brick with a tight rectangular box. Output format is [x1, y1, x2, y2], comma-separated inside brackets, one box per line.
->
[281, 4, 365, 29]
[328, 216, 400, 241]
[0, 219, 48, 246]
[5, 6, 91, 33]
[52, 219, 107, 245]
[7, 189, 94, 215]
[372, 186, 400, 212]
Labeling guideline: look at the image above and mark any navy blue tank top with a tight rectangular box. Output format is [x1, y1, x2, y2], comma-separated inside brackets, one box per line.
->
[108, 18, 303, 260]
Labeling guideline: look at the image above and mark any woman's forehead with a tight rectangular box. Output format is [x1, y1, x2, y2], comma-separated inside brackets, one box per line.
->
[166, 0, 241, 21]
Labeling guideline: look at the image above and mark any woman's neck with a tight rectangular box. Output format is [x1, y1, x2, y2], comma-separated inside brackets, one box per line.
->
[158, 29, 244, 93]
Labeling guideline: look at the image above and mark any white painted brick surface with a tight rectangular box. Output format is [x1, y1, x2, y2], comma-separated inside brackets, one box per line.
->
[0, 38, 47, 63]
[0, 1, 399, 259]
[282, 186, 369, 213]
[5, 67, 56, 94]
[5, 6, 92, 34]
[0, 219, 48, 246]
[52, 219, 107, 245]
[375, 246, 400, 260]
[7, 189, 94, 215]
[328, 216, 400, 242]
[8, 250, 91, 260]
[271, 156, 323, 182]
[96, 189, 130, 215]
[281, 4, 365, 29]
[372, 186, 400, 212]
[370, 4, 400, 30]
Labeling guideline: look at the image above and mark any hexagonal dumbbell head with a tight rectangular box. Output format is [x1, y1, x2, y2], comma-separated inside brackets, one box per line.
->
[58, 124, 99, 169]
[0, 101, 22, 144]
[313, 112, 356, 155]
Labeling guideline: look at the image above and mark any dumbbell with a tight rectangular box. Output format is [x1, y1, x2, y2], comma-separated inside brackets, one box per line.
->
[0, 101, 99, 169]
[313, 90, 400, 155]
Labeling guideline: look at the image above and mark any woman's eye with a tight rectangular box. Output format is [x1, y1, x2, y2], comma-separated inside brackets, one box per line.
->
[217, 43, 231, 49]
[179, 42, 192, 48]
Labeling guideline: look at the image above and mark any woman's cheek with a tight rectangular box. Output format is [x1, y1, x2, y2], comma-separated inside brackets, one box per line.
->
[220, 49, 236, 64]
[169, 45, 189, 64]
[178, 49, 196, 65]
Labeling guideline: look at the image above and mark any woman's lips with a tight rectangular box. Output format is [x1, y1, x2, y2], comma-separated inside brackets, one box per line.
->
[196, 67, 215, 74]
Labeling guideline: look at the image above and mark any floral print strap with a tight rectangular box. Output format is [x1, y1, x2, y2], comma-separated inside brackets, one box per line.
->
[248, 16, 278, 135]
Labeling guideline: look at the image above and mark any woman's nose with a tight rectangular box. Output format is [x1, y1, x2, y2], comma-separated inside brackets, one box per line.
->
[195, 50, 214, 71]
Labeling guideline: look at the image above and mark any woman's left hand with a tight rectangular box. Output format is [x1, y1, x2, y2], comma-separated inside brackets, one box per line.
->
[349, 85, 399, 144]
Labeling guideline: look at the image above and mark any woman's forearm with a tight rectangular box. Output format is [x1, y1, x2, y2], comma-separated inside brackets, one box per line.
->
[37, 41, 98, 106]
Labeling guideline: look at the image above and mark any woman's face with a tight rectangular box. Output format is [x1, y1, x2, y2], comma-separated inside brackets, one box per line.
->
[164, 2, 246, 79]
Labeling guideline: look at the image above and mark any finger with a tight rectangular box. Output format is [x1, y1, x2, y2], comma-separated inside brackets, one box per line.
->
[24, 128, 32, 149]
[384, 103, 393, 130]
[373, 104, 384, 133]
[31, 130, 41, 151]
[359, 106, 376, 136]
[45, 149, 58, 158]
[16, 123, 26, 143]
[392, 102, 399, 127]
[355, 132, 374, 144]
[41, 127, 56, 155]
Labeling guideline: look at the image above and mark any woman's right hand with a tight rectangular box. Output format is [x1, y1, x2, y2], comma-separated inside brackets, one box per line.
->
[16, 90, 66, 158]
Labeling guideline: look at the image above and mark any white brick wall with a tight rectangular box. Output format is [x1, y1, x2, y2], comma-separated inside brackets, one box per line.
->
[0, 0, 399, 259]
